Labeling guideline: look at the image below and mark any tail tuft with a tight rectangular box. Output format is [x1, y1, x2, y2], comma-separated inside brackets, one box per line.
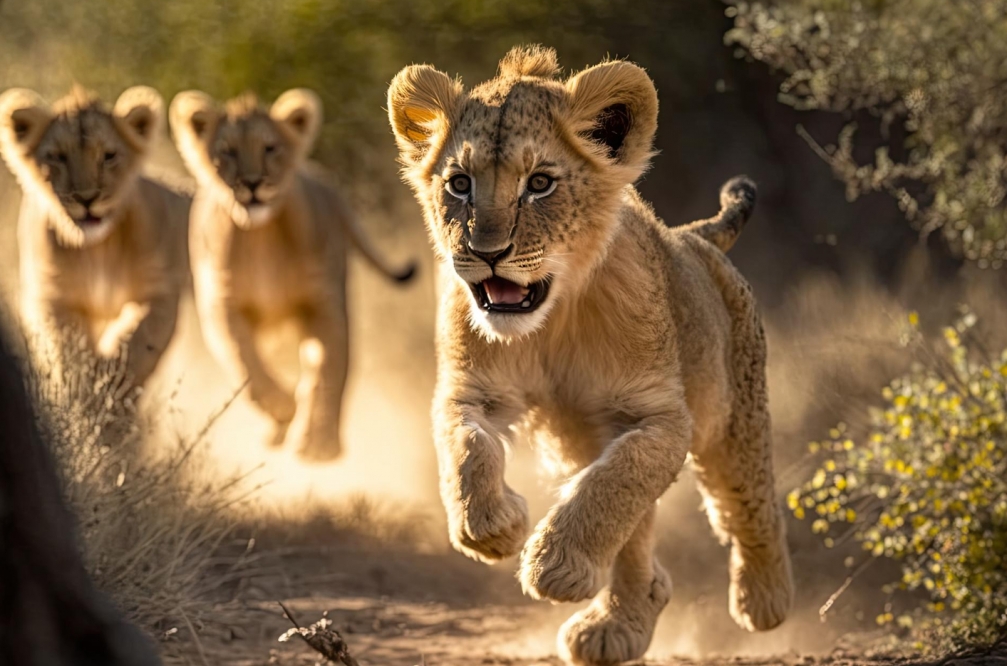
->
[720, 175, 757, 216]
[682, 175, 759, 253]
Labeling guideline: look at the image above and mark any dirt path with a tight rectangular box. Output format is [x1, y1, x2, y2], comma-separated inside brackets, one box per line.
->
[161, 540, 1006, 666]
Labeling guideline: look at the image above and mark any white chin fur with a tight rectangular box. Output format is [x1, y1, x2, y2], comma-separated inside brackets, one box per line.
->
[245, 204, 274, 229]
[468, 299, 555, 342]
[53, 215, 115, 248]
[80, 219, 116, 246]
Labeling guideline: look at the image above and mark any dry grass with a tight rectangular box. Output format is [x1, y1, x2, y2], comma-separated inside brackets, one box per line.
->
[22, 323, 253, 656]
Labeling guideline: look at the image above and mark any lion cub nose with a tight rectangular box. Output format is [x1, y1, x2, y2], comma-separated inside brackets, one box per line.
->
[468, 243, 513, 267]
[72, 191, 99, 208]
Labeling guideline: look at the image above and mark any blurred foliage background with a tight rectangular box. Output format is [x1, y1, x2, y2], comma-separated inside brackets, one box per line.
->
[0, 0, 930, 291]
[728, 0, 1007, 267]
[2, 0, 1007, 657]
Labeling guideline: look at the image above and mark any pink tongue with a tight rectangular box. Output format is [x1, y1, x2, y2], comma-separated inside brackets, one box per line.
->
[483, 276, 527, 305]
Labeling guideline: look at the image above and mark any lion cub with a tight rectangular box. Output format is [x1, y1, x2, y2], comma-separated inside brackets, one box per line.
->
[0, 85, 189, 386]
[388, 46, 793, 665]
[170, 89, 413, 461]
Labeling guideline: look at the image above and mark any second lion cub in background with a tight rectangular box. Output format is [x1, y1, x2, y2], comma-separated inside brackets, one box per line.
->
[170, 89, 414, 461]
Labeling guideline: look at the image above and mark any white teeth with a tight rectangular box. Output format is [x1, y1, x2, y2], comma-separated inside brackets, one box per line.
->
[521, 300, 531, 308]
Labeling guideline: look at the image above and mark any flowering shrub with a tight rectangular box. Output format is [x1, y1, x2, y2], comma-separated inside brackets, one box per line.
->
[789, 313, 1007, 648]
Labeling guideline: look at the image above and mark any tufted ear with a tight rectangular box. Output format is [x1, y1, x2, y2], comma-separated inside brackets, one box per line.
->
[0, 88, 53, 168]
[564, 61, 658, 178]
[270, 88, 322, 158]
[387, 65, 462, 165]
[113, 86, 164, 154]
[169, 90, 219, 148]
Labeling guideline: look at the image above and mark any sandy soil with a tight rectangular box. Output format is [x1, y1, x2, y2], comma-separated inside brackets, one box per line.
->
[163, 539, 1005, 666]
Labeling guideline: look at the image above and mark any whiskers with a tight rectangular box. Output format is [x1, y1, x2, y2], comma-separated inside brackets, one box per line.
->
[451, 247, 569, 284]
[541, 253, 572, 271]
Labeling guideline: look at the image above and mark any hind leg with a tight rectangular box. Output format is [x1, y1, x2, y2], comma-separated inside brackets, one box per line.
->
[199, 301, 295, 430]
[691, 398, 793, 631]
[558, 504, 671, 666]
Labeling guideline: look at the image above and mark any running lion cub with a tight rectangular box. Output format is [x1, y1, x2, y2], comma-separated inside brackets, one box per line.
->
[0, 85, 189, 386]
[170, 89, 414, 461]
[388, 46, 793, 665]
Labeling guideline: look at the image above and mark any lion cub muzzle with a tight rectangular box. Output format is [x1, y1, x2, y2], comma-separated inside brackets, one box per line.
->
[454, 245, 554, 315]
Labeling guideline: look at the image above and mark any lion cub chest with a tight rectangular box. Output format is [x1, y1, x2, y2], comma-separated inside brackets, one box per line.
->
[43, 228, 151, 320]
[224, 218, 341, 318]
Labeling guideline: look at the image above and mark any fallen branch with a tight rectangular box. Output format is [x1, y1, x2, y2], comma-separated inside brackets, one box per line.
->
[277, 602, 360, 666]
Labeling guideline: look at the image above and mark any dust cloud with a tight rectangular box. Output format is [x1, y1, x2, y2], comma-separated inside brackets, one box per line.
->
[3, 152, 1006, 661]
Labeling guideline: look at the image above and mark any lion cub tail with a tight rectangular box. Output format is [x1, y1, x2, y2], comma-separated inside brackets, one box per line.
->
[331, 189, 417, 283]
[682, 176, 757, 253]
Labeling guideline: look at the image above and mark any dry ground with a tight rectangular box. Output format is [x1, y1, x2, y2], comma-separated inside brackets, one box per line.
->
[165, 537, 1006, 666]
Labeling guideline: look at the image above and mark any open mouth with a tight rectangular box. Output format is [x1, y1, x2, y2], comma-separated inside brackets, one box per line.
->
[79, 214, 103, 225]
[471, 276, 551, 314]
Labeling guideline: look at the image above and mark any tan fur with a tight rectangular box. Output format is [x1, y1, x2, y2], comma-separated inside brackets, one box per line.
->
[0, 85, 188, 386]
[170, 89, 414, 461]
[682, 176, 758, 253]
[389, 46, 793, 665]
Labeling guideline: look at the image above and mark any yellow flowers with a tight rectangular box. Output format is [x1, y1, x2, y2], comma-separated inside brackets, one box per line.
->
[789, 311, 1007, 647]
[943, 327, 960, 348]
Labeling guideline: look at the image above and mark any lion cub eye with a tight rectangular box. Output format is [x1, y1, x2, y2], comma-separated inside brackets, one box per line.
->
[104, 150, 117, 163]
[527, 173, 556, 196]
[264, 144, 277, 155]
[446, 174, 472, 198]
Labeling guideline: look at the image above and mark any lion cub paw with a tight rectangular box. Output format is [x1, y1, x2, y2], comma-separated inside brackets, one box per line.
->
[559, 570, 671, 666]
[519, 523, 604, 603]
[449, 489, 529, 563]
[728, 544, 793, 632]
[285, 410, 342, 462]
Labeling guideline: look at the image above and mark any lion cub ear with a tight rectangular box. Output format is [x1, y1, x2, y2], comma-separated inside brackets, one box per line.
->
[114, 86, 165, 154]
[270, 89, 322, 159]
[0, 88, 53, 167]
[387, 65, 462, 165]
[564, 61, 658, 181]
[169, 90, 220, 148]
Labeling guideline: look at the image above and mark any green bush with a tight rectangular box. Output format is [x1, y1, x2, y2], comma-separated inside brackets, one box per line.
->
[726, 0, 1007, 267]
[789, 312, 1007, 649]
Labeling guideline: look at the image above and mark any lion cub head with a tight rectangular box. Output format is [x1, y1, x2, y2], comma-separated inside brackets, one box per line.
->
[169, 89, 321, 230]
[388, 45, 658, 340]
[0, 85, 163, 248]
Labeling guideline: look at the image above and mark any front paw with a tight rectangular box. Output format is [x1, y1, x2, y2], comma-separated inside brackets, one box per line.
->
[288, 410, 343, 463]
[448, 489, 529, 563]
[519, 520, 604, 603]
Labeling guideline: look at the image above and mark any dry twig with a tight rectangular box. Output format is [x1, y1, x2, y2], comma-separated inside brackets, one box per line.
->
[277, 602, 360, 666]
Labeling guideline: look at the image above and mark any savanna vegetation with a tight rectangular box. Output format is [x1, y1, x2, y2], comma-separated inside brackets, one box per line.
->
[729, 0, 1007, 652]
[0, 0, 1005, 663]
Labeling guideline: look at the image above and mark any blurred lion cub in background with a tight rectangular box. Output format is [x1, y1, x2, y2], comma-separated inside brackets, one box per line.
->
[0, 85, 189, 386]
[170, 89, 414, 462]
